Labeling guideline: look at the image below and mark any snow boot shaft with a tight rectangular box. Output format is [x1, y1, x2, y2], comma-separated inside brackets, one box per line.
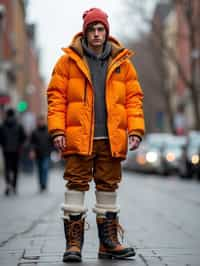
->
[63, 214, 85, 262]
[97, 212, 136, 259]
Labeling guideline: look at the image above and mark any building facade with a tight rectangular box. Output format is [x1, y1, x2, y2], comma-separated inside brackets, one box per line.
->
[0, 0, 45, 121]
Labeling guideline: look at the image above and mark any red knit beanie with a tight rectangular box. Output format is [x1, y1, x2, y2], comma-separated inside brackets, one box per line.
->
[82, 8, 109, 36]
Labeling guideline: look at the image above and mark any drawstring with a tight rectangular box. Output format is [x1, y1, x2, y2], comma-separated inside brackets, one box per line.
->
[117, 223, 125, 243]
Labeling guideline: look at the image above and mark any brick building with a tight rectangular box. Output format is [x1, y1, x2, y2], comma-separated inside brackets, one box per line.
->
[0, 0, 45, 119]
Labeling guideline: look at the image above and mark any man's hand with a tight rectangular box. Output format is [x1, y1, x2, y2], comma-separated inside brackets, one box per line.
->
[29, 150, 36, 160]
[53, 135, 66, 151]
[129, 135, 141, 151]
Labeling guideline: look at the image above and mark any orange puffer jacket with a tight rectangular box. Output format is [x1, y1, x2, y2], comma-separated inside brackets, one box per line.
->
[47, 33, 145, 159]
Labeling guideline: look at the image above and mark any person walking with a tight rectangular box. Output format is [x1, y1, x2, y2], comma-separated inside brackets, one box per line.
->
[0, 108, 26, 195]
[29, 115, 52, 192]
[47, 8, 145, 262]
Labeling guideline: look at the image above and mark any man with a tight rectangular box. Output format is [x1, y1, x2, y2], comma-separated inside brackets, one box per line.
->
[47, 8, 145, 262]
[29, 115, 52, 192]
[0, 108, 26, 195]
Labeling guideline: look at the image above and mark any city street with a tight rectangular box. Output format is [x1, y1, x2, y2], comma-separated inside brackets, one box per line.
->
[0, 1, 200, 266]
[0, 168, 200, 266]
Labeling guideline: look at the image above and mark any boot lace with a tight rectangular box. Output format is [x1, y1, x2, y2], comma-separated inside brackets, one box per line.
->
[107, 219, 125, 244]
[68, 220, 83, 248]
[117, 223, 125, 243]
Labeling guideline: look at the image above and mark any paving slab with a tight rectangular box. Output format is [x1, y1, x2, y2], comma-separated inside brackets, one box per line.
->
[1, 169, 200, 265]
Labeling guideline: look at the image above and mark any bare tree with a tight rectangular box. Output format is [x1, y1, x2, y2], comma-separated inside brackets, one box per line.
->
[123, 0, 175, 132]
[123, 0, 200, 130]
[174, 0, 200, 129]
[127, 34, 170, 132]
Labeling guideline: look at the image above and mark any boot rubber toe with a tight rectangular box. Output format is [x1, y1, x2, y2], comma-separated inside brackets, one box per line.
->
[98, 247, 136, 259]
[63, 251, 82, 262]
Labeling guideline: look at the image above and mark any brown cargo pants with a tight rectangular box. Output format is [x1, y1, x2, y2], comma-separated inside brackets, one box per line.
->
[63, 140, 122, 192]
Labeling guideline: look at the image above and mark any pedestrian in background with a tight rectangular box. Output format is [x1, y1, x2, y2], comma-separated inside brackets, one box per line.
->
[0, 108, 26, 196]
[20, 110, 36, 174]
[29, 114, 52, 192]
[47, 8, 145, 262]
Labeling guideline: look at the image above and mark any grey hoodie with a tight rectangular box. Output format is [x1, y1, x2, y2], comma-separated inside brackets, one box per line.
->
[82, 39, 111, 138]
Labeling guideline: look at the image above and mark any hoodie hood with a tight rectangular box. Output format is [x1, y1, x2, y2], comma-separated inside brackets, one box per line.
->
[81, 38, 111, 60]
[62, 32, 133, 60]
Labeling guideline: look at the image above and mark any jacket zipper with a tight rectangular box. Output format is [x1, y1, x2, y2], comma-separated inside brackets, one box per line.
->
[84, 78, 87, 104]
[83, 77, 93, 154]
[105, 55, 130, 156]
[88, 99, 93, 154]
[69, 55, 94, 154]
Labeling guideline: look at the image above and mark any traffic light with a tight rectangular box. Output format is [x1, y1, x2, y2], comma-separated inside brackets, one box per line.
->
[17, 100, 28, 112]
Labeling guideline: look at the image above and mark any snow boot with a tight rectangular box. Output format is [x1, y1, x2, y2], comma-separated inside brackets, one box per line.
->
[63, 214, 85, 262]
[97, 212, 136, 259]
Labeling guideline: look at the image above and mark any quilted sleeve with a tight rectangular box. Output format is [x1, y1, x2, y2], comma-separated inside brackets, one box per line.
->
[47, 55, 69, 136]
[125, 60, 145, 138]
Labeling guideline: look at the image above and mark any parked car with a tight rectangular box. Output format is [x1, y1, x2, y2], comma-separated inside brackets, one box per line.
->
[161, 135, 187, 175]
[123, 133, 173, 175]
[178, 131, 200, 179]
[142, 133, 172, 175]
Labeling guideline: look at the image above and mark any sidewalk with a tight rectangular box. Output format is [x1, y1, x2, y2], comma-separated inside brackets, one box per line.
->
[0, 169, 200, 265]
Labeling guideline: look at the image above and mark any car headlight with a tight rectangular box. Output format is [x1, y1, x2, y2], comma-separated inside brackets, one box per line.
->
[136, 154, 146, 165]
[166, 152, 175, 162]
[146, 151, 158, 163]
[191, 154, 199, 165]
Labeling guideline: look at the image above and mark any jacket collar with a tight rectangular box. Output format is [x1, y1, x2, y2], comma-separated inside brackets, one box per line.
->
[62, 32, 134, 61]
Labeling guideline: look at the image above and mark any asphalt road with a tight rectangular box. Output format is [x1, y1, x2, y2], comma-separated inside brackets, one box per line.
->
[0, 168, 200, 266]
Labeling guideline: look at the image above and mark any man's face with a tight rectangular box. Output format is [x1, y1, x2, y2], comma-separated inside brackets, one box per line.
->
[86, 22, 106, 49]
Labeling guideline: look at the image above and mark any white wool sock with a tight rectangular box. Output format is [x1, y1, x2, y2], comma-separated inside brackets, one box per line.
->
[61, 190, 87, 219]
[93, 190, 120, 215]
